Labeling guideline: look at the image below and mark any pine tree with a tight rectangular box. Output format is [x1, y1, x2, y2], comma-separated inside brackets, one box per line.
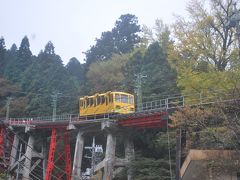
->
[0, 37, 6, 76]
[21, 41, 79, 115]
[66, 57, 84, 82]
[142, 42, 179, 99]
[84, 14, 141, 66]
[4, 36, 33, 83]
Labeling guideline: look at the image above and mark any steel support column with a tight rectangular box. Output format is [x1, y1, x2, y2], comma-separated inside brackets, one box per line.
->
[64, 131, 72, 180]
[0, 127, 5, 159]
[46, 129, 72, 180]
[42, 138, 47, 179]
[46, 129, 57, 180]
[72, 131, 84, 180]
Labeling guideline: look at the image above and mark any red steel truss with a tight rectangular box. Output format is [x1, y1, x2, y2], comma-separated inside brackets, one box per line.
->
[118, 112, 169, 128]
[46, 129, 56, 180]
[0, 127, 5, 158]
[45, 129, 72, 180]
[0, 127, 13, 173]
[64, 132, 72, 180]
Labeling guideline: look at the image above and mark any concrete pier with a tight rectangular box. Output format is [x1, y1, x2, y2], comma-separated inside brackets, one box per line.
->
[42, 138, 47, 179]
[72, 131, 85, 180]
[103, 131, 116, 180]
[22, 134, 35, 180]
[9, 134, 19, 168]
[124, 137, 134, 180]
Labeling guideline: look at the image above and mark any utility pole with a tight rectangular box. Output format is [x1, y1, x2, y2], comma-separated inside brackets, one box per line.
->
[6, 97, 12, 121]
[52, 92, 61, 122]
[226, 2, 240, 53]
[84, 136, 96, 176]
[134, 73, 147, 111]
[84, 136, 103, 177]
[91, 137, 95, 176]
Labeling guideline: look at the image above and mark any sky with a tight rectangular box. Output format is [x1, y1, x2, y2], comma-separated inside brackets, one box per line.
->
[1, 0, 189, 64]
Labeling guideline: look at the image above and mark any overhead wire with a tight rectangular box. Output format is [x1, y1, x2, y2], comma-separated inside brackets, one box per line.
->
[3, 131, 55, 180]
[2, 125, 72, 180]
[0, 143, 41, 180]
[3, 120, 105, 180]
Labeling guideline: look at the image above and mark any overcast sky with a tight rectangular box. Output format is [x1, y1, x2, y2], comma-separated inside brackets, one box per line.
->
[1, 0, 189, 64]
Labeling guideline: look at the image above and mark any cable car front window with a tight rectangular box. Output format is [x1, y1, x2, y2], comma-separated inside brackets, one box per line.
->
[129, 96, 134, 104]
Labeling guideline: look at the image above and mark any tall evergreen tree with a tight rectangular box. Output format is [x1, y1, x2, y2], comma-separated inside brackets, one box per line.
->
[142, 42, 179, 98]
[21, 41, 79, 115]
[4, 36, 33, 83]
[4, 44, 18, 80]
[112, 14, 141, 54]
[0, 37, 6, 76]
[18, 36, 32, 70]
[66, 57, 84, 82]
[124, 48, 145, 93]
[84, 14, 141, 66]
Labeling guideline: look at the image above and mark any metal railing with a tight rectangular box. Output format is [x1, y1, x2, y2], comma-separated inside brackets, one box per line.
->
[2, 90, 239, 126]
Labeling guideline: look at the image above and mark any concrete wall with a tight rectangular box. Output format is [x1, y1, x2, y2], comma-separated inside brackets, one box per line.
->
[181, 150, 239, 180]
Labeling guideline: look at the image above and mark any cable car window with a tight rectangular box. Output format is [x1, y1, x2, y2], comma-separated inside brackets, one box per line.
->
[101, 96, 105, 104]
[81, 100, 84, 108]
[86, 98, 89, 107]
[97, 96, 101, 105]
[106, 96, 108, 105]
[115, 94, 121, 102]
[93, 98, 96, 107]
[121, 95, 128, 103]
[129, 96, 134, 104]
[89, 98, 93, 106]
[109, 94, 113, 103]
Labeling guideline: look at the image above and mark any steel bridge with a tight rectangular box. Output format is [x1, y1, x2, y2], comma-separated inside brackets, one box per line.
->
[0, 90, 238, 180]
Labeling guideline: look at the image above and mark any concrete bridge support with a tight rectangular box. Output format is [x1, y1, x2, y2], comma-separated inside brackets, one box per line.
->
[22, 134, 35, 180]
[8, 134, 20, 180]
[72, 130, 84, 180]
[103, 131, 116, 180]
[9, 134, 19, 168]
[42, 138, 47, 179]
[124, 137, 134, 180]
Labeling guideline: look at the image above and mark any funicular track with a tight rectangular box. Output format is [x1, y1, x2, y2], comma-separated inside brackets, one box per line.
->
[2, 89, 239, 128]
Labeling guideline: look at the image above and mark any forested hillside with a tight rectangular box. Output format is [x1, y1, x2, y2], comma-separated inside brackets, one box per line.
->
[1, 0, 240, 179]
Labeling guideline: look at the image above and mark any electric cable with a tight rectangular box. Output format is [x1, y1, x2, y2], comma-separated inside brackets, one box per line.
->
[4, 122, 104, 180]
[3, 127, 74, 180]
[0, 145, 41, 180]
[3, 133, 54, 180]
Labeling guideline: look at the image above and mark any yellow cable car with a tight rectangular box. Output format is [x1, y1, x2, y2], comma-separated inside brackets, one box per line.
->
[79, 91, 135, 116]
